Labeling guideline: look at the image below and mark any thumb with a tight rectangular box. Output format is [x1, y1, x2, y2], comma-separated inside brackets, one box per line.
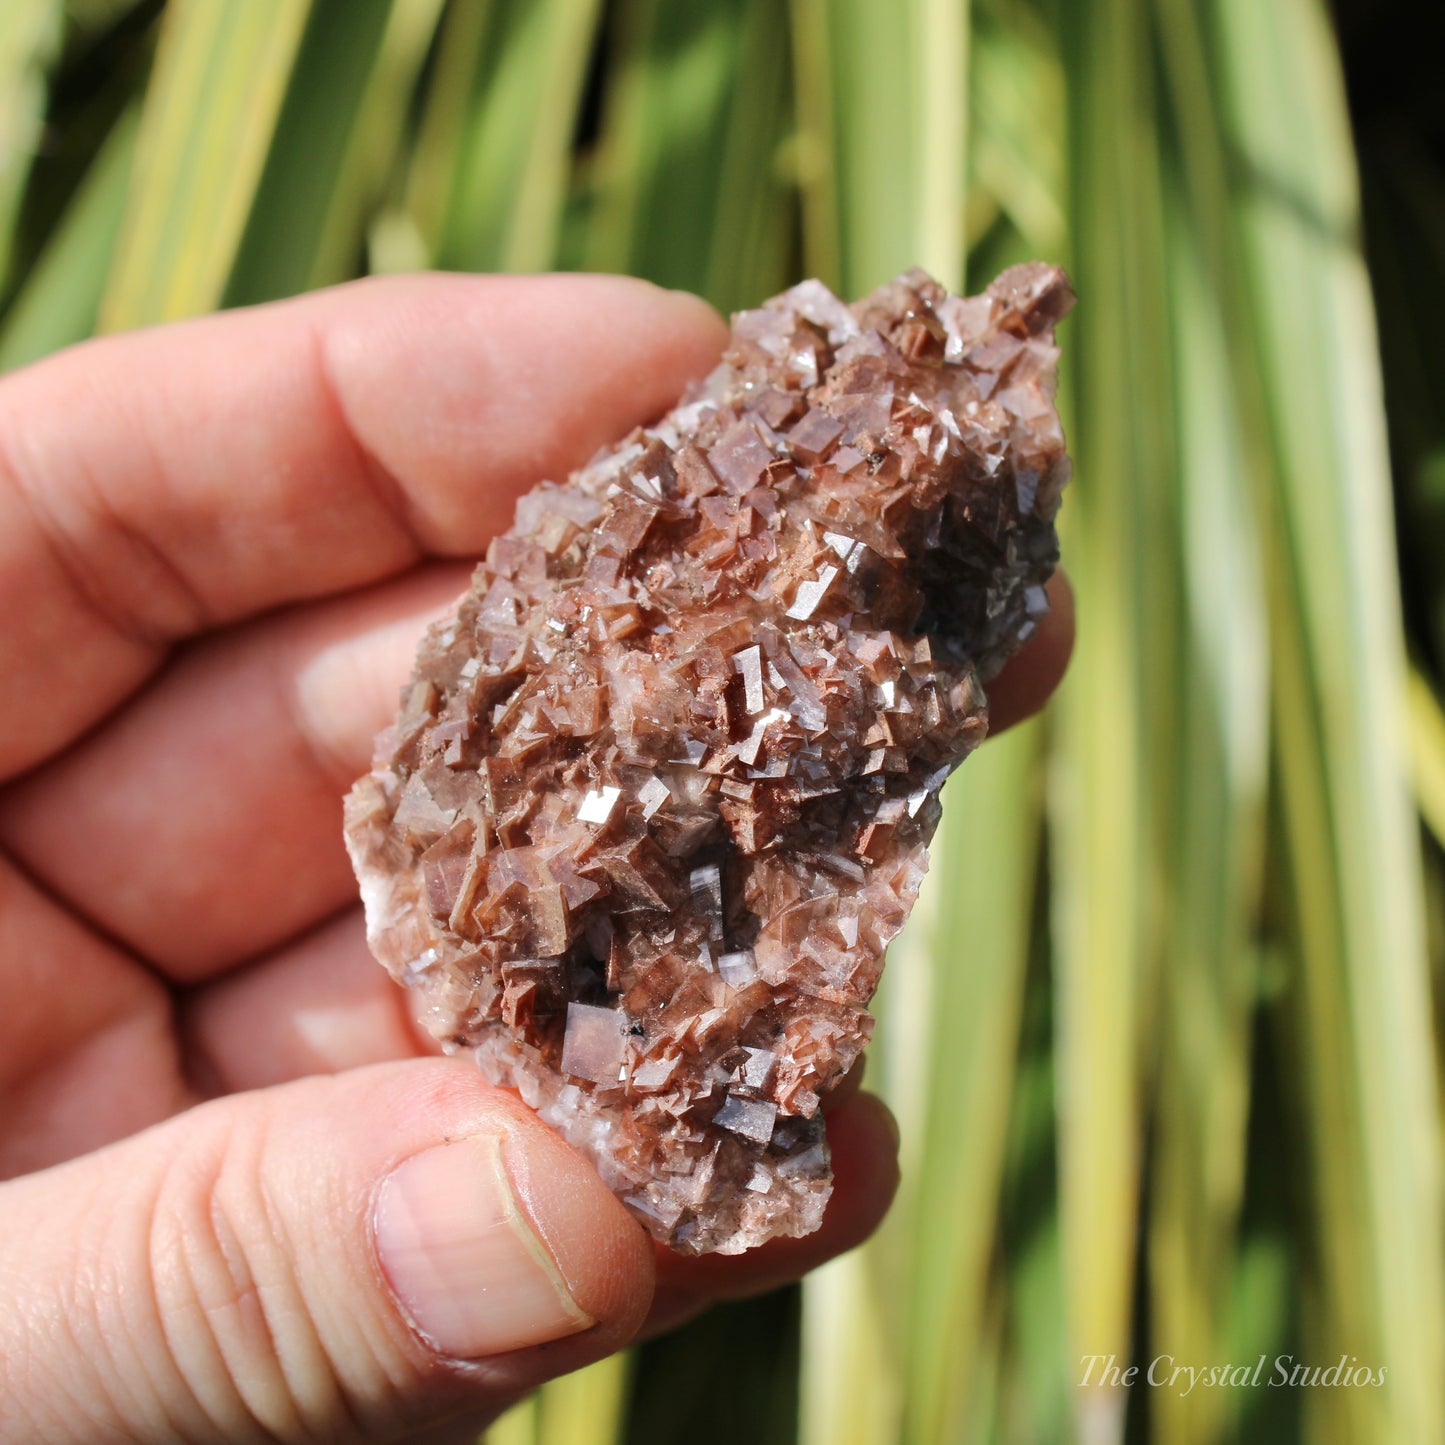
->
[0, 1058, 655, 1444]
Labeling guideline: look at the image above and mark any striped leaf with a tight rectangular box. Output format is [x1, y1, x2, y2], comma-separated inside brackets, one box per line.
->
[1212, 0, 1445, 1438]
[567, 0, 790, 311]
[1050, 0, 1174, 1434]
[0, 102, 138, 369]
[0, 0, 63, 294]
[100, 0, 313, 329]
[788, 0, 966, 293]
[225, 0, 446, 305]
[1146, 170, 1269, 1445]
[1408, 666, 1445, 852]
[408, 0, 602, 275]
[485, 1352, 631, 1445]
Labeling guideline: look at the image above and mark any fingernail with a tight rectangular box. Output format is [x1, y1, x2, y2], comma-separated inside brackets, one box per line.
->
[375, 1133, 595, 1358]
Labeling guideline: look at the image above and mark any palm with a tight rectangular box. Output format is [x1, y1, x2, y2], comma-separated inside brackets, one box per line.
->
[0, 563, 454, 1179]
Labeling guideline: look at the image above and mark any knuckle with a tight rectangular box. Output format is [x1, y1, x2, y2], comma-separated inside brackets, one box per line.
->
[148, 1102, 433, 1443]
[148, 1121, 302, 1439]
[147, 1114, 345, 1442]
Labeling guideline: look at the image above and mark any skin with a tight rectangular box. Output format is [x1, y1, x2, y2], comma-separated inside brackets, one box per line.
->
[0, 274, 1072, 1443]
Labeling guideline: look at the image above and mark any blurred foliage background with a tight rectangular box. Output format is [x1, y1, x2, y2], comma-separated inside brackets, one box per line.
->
[3, 0, 1444, 1441]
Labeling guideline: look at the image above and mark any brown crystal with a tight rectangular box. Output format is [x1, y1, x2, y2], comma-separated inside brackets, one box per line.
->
[345, 264, 1074, 1254]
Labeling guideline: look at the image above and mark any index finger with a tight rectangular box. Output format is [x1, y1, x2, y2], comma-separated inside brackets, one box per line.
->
[0, 273, 728, 779]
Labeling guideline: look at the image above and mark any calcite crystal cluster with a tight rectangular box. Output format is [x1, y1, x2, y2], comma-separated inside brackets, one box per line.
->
[345, 264, 1073, 1254]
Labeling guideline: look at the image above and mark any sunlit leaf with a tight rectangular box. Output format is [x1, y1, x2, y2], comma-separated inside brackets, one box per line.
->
[0, 0, 64, 294]
[100, 0, 313, 328]
[1409, 666, 1445, 852]
[1211, 0, 1445, 1438]
[416, 0, 602, 275]
[226, 0, 446, 305]
[788, 0, 966, 293]
[1049, 1, 1174, 1436]
[0, 101, 137, 370]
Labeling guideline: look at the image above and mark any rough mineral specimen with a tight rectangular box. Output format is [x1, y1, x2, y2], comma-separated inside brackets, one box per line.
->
[345, 264, 1074, 1254]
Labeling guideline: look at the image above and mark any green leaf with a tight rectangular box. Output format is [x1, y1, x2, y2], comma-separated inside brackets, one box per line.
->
[223, 0, 393, 306]
[382, 0, 493, 267]
[100, 0, 314, 329]
[1145, 171, 1269, 1445]
[0, 101, 138, 370]
[1408, 665, 1445, 852]
[800, 725, 1045, 1445]
[582, 0, 792, 310]
[701, 0, 795, 313]
[968, 6, 1065, 259]
[582, 0, 763, 298]
[788, 0, 968, 293]
[484, 1352, 631, 1445]
[1211, 0, 1445, 1438]
[1049, 1, 1175, 1435]
[993, 953, 1069, 1445]
[412, 0, 602, 275]
[225, 0, 447, 305]
[901, 725, 1046, 1442]
[799, 1249, 899, 1445]
[0, 0, 64, 294]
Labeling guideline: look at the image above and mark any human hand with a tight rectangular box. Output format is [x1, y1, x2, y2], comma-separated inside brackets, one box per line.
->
[0, 274, 1073, 1443]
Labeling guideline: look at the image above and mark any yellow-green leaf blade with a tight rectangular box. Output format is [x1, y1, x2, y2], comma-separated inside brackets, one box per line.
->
[101, 0, 313, 329]
[1214, 0, 1445, 1438]
[0, 101, 138, 370]
[0, 0, 63, 294]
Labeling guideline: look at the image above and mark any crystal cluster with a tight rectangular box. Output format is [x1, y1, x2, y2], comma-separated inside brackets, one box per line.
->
[345, 264, 1074, 1254]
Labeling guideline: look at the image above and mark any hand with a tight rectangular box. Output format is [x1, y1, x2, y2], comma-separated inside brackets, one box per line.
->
[0, 274, 1073, 1443]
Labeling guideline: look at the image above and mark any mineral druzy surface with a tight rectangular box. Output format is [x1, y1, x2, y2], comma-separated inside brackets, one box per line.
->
[345, 264, 1074, 1254]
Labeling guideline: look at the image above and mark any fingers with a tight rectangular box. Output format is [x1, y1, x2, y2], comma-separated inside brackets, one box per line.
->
[0, 273, 728, 780]
[0, 1059, 656, 1444]
[0, 854, 192, 1179]
[0, 563, 471, 978]
[642, 1090, 900, 1337]
[184, 939, 896, 1359]
[181, 909, 429, 1095]
[985, 567, 1074, 735]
